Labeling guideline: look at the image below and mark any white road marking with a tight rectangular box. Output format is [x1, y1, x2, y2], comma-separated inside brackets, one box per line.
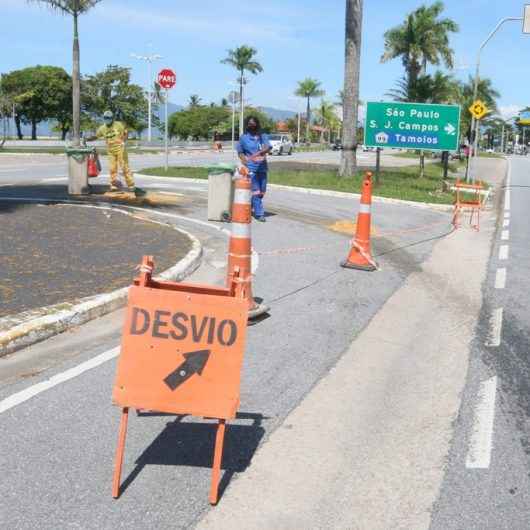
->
[504, 189, 511, 211]
[501, 230, 510, 241]
[495, 268, 506, 289]
[504, 212, 510, 219]
[466, 376, 497, 469]
[39, 177, 68, 183]
[503, 219, 510, 228]
[499, 245, 509, 261]
[0, 347, 120, 414]
[485, 308, 503, 347]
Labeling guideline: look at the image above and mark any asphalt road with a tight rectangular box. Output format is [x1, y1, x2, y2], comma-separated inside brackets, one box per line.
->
[430, 156, 530, 530]
[0, 147, 427, 186]
[0, 152, 512, 529]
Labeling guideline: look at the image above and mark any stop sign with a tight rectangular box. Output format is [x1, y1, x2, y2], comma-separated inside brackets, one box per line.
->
[158, 68, 176, 89]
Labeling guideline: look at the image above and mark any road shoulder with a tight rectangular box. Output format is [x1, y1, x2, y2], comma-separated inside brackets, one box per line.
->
[196, 209, 495, 530]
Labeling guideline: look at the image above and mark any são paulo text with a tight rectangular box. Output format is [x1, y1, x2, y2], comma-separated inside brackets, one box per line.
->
[386, 108, 441, 119]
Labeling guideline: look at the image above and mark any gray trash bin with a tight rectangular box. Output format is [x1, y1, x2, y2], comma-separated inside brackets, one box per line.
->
[66, 147, 92, 195]
[207, 163, 236, 221]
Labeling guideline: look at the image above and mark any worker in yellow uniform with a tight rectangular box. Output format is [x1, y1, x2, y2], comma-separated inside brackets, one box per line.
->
[96, 110, 136, 192]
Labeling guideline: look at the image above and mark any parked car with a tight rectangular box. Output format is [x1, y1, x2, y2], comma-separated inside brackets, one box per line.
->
[268, 134, 293, 155]
[361, 144, 376, 152]
[331, 139, 343, 150]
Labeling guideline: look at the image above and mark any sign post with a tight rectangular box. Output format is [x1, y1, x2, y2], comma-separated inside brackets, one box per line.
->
[364, 101, 461, 152]
[157, 68, 177, 172]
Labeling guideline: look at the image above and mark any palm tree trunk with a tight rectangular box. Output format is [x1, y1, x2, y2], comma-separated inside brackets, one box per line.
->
[339, 0, 363, 177]
[15, 115, 22, 140]
[31, 119, 37, 140]
[239, 70, 244, 139]
[72, 12, 80, 147]
[305, 97, 310, 143]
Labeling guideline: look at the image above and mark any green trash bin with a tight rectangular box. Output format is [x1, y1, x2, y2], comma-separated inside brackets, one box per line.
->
[66, 146, 92, 195]
[207, 163, 236, 221]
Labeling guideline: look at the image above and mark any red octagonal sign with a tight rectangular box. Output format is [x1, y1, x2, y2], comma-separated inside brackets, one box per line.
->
[158, 68, 176, 89]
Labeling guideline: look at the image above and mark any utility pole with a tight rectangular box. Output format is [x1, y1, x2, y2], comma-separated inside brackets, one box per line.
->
[131, 50, 162, 143]
[467, 11, 529, 181]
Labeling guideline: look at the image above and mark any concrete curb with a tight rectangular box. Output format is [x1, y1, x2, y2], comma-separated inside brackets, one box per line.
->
[134, 172, 454, 212]
[0, 205, 203, 358]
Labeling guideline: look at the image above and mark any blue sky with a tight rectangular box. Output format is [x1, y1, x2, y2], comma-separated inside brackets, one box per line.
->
[1, 0, 529, 117]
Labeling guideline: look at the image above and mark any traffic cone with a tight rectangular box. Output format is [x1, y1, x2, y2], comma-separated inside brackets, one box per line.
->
[227, 167, 269, 319]
[341, 171, 377, 272]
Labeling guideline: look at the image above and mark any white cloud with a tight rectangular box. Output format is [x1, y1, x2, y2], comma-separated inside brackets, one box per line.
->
[93, 3, 299, 43]
[499, 105, 523, 119]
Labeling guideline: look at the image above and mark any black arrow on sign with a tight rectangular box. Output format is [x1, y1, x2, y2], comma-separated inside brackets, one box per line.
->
[163, 350, 211, 391]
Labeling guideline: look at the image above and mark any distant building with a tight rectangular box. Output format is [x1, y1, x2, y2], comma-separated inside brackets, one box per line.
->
[276, 121, 289, 133]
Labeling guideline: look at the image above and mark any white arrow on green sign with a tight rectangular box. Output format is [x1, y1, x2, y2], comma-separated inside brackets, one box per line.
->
[364, 101, 461, 151]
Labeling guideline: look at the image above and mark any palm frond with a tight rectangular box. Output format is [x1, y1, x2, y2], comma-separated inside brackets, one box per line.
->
[27, 0, 102, 15]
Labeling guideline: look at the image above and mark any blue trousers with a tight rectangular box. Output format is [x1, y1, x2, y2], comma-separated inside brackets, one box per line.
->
[250, 171, 267, 218]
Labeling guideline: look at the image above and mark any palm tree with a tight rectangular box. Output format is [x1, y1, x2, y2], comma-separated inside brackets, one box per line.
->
[295, 78, 325, 142]
[381, 1, 458, 91]
[455, 76, 500, 141]
[188, 94, 202, 108]
[340, 0, 363, 177]
[387, 71, 458, 104]
[29, 1, 102, 146]
[221, 46, 263, 137]
[315, 100, 340, 143]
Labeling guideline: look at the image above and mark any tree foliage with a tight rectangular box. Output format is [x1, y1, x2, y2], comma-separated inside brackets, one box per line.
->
[1, 66, 71, 139]
[455, 76, 500, 140]
[168, 105, 273, 140]
[28, 0, 101, 15]
[381, 1, 458, 88]
[29, 1, 103, 145]
[82, 65, 149, 133]
[295, 78, 325, 140]
[221, 45, 263, 135]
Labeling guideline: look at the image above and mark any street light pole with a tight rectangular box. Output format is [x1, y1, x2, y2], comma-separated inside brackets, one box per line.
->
[130, 51, 162, 143]
[467, 16, 524, 181]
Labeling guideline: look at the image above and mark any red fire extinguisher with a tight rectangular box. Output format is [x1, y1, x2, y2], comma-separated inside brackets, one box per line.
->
[87, 149, 100, 178]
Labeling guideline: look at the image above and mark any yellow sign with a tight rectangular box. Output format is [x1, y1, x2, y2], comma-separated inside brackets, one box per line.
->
[469, 100, 488, 120]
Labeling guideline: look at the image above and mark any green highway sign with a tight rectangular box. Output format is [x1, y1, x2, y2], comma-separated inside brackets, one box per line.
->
[364, 101, 461, 151]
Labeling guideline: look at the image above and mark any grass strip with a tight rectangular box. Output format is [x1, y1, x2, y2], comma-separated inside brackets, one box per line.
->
[140, 162, 471, 205]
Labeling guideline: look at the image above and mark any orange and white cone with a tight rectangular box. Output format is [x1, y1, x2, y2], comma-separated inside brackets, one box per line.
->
[341, 171, 378, 272]
[227, 167, 269, 319]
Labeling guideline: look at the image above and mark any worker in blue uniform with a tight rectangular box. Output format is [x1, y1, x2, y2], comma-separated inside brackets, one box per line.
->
[237, 116, 272, 222]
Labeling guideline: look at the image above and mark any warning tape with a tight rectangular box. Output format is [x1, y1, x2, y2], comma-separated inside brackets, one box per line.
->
[259, 219, 452, 258]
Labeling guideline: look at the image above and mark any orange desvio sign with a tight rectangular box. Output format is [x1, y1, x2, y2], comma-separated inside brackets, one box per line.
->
[112, 285, 247, 419]
[111, 256, 248, 505]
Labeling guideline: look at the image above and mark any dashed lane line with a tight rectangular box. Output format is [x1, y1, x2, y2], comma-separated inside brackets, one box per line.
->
[466, 376, 498, 469]
[485, 308, 503, 347]
[503, 219, 510, 228]
[501, 230, 510, 241]
[499, 245, 509, 261]
[495, 268, 506, 289]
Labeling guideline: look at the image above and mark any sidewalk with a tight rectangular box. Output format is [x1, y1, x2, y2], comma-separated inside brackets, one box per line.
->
[196, 210, 495, 530]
